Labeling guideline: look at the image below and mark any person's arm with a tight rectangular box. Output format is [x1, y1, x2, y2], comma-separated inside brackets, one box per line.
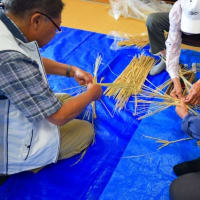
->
[182, 114, 200, 140]
[42, 57, 103, 125]
[170, 77, 183, 99]
[42, 57, 70, 76]
[166, 0, 183, 98]
[0, 51, 102, 125]
[47, 83, 102, 126]
[42, 57, 93, 85]
[176, 101, 200, 139]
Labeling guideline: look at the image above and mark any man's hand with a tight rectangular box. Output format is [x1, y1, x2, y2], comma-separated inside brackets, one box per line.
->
[87, 83, 102, 101]
[48, 83, 102, 126]
[71, 66, 93, 85]
[185, 80, 200, 105]
[176, 100, 189, 119]
[170, 77, 184, 99]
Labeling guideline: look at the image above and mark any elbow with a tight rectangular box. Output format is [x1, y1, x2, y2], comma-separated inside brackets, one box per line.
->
[53, 119, 66, 126]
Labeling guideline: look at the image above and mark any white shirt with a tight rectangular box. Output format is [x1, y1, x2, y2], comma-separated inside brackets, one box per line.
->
[166, 0, 182, 79]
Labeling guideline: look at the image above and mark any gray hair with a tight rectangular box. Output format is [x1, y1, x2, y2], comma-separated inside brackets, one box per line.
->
[2, 0, 64, 18]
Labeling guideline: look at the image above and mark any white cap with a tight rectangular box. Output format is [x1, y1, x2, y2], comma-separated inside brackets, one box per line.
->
[181, 0, 200, 34]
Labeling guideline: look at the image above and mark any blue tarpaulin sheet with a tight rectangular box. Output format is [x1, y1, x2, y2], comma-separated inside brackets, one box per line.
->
[0, 27, 200, 200]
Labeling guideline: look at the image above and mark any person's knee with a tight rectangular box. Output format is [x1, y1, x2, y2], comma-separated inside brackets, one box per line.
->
[146, 13, 160, 29]
[169, 179, 178, 200]
[58, 120, 94, 160]
[81, 121, 94, 144]
[56, 93, 72, 103]
[170, 177, 187, 200]
[169, 173, 200, 200]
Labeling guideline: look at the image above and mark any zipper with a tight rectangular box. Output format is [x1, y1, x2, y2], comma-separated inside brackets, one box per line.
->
[24, 130, 33, 160]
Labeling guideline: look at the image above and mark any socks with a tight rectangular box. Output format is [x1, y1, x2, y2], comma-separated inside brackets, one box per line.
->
[173, 158, 200, 176]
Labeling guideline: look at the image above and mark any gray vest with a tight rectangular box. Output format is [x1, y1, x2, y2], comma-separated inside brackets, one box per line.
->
[0, 20, 60, 175]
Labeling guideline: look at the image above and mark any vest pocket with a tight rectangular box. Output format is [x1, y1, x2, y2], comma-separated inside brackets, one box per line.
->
[23, 130, 33, 160]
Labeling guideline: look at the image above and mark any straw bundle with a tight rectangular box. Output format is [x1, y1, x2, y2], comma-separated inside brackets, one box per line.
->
[134, 74, 198, 120]
[165, 67, 195, 96]
[117, 33, 149, 48]
[104, 54, 155, 110]
[117, 31, 168, 48]
[92, 55, 102, 121]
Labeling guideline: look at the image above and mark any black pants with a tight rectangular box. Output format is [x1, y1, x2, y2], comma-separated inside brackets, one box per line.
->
[146, 12, 169, 54]
[146, 12, 200, 55]
[170, 172, 200, 200]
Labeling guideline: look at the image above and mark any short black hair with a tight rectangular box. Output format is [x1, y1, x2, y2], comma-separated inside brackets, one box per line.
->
[2, 0, 64, 18]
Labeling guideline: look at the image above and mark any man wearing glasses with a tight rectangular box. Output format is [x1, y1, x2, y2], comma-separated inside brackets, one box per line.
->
[0, 0, 102, 178]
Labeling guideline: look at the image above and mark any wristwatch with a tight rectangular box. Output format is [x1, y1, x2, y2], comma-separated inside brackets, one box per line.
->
[66, 65, 71, 77]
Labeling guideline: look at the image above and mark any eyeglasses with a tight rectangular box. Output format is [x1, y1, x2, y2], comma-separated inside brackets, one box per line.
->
[35, 11, 61, 33]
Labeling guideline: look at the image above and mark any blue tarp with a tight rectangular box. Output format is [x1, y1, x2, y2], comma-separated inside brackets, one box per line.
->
[0, 27, 200, 200]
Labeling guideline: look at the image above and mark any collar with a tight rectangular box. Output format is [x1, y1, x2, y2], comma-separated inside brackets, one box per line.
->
[0, 9, 28, 43]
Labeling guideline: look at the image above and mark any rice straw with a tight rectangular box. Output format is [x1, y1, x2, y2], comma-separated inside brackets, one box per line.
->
[104, 54, 155, 110]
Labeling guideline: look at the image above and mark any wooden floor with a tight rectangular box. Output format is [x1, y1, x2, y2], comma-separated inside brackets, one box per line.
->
[62, 0, 146, 35]
[61, 0, 199, 51]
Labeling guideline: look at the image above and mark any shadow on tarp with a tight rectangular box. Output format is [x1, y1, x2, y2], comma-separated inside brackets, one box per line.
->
[0, 27, 200, 200]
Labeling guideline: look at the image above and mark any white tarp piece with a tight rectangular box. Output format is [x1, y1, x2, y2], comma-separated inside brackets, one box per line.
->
[109, 0, 172, 21]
